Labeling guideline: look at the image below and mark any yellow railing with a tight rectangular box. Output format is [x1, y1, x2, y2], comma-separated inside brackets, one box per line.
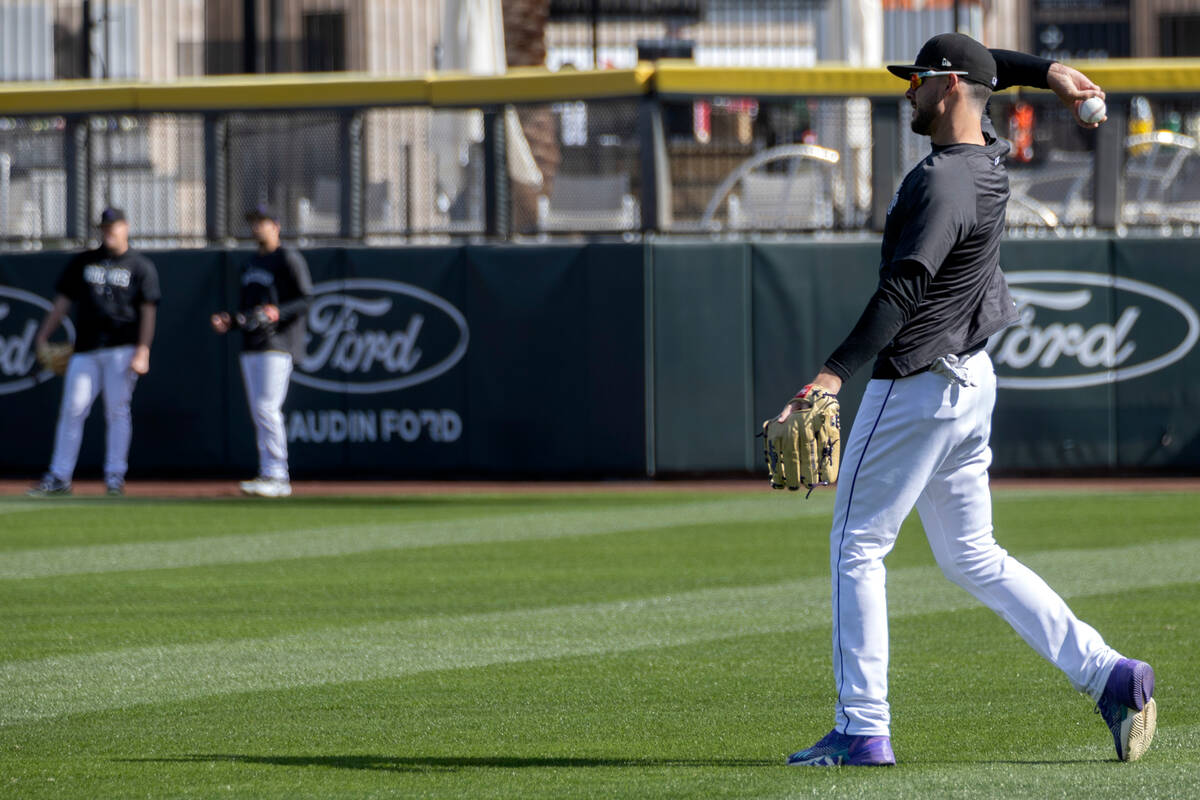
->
[3, 59, 1200, 114]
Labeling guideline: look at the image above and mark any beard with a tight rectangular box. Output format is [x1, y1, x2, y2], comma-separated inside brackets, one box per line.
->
[910, 103, 936, 135]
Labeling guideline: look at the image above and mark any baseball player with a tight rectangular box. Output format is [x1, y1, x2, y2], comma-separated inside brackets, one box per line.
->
[776, 35, 1155, 766]
[211, 204, 312, 498]
[28, 208, 160, 497]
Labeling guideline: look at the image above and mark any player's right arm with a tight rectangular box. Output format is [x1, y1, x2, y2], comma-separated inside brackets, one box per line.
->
[991, 49, 1105, 128]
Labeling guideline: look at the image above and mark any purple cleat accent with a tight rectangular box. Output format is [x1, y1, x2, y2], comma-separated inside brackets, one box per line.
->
[787, 729, 896, 766]
[1097, 658, 1157, 762]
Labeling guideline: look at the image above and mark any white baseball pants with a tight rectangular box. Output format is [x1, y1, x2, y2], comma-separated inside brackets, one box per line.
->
[48, 345, 138, 481]
[239, 351, 293, 481]
[830, 351, 1121, 736]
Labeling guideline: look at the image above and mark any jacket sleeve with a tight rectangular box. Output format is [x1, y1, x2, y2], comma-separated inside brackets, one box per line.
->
[991, 49, 1053, 92]
[823, 260, 931, 381]
[276, 249, 314, 324]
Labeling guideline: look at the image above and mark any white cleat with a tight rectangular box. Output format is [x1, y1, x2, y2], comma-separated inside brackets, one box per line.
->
[239, 477, 266, 496]
[245, 477, 292, 498]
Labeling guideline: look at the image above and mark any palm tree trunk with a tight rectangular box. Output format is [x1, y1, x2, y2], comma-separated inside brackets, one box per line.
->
[502, 0, 561, 233]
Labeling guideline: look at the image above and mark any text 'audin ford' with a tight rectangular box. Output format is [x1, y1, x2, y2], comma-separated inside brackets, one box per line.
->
[293, 279, 469, 394]
[0, 287, 76, 396]
[989, 271, 1200, 390]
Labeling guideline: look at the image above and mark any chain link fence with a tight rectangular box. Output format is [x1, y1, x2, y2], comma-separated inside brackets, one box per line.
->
[981, 93, 1200, 232]
[671, 96, 870, 233]
[0, 117, 67, 243]
[8, 92, 1200, 248]
[225, 112, 345, 239]
[89, 114, 206, 244]
[513, 99, 641, 236]
[1119, 95, 1200, 228]
[6, 1, 1199, 246]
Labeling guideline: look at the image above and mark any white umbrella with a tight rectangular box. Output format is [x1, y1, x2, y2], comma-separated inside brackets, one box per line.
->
[433, 0, 543, 211]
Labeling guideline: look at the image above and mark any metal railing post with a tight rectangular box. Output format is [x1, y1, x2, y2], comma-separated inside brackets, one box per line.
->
[204, 113, 227, 242]
[484, 108, 510, 239]
[870, 99, 900, 231]
[637, 95, 666, 233]
[340, 110, 364, 241]
[64, 116, 89, 242]
[1094, 102, 1125, 229]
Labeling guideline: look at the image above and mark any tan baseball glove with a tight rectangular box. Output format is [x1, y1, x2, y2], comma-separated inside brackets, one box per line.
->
[761, 384, 841, 496]
[36, 342, 73, 376]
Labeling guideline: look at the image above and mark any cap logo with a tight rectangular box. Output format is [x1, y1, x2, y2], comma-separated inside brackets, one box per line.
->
[941, 58, 952, 66]
[991, 76, 998, 87]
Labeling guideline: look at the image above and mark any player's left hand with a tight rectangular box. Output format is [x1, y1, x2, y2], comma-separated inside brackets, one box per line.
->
[261, 304, 280, 323]
[131, 345, 150, 375]
[35, 342, 73, 376]
[1047, 62, 1105, 129]
[762, 383, 841, 496]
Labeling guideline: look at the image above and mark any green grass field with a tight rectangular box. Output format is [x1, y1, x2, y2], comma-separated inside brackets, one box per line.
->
[2, 487, 1197, 799]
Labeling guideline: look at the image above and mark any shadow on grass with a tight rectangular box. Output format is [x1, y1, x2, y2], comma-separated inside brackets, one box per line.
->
[985, 759, 1110, 766]
[119, 754, 778, 773]
[119, 754, 1117, 772]
[80, 494, 715, 512]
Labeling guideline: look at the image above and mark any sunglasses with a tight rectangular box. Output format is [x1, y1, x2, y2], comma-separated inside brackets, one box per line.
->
[908, 70, 968, 90]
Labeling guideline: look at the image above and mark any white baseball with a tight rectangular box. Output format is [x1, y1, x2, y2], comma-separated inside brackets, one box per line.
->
[1078, 96, 1107, 124]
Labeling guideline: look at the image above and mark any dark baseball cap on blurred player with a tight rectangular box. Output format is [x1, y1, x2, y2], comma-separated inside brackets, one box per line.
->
[887, 32, 998, 89]
[245, 203, 279, 223]
[97, 207, 127, 226]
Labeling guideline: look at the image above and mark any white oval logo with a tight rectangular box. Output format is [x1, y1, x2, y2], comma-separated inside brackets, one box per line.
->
[990, 271, 1200, 390]
[0, 286, 76, 395]
[293, 279, 469, 395]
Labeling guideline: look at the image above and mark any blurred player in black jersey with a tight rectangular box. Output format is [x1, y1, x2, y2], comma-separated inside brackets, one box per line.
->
[29, 208, 160, 497]
[211, 204, 312, 498]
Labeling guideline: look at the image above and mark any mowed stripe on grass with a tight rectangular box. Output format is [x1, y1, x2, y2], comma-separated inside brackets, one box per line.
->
[0, 497, 829, 580]
[4, 536, 1197, 726]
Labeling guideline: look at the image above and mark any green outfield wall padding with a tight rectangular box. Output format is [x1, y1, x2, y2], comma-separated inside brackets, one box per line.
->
[1110, 239, 1200, 469]
[2, 239, 1199, 478]
[749, 241, 880, 446]
[991, 240, 1118, 471]
[136, 251, 237, 471]
[648, 242, 753, 473]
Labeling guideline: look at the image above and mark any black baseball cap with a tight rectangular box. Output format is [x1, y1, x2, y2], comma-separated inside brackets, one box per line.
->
[98, 207, 127, 226]
[245, 203, 279, 223]
[887, 32, 998, 89]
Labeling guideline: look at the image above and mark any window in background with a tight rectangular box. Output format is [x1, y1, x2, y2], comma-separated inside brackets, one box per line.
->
[303, 12, 346, 72]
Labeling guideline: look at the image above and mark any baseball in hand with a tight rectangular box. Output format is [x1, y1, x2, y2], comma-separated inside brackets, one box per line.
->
[1078, 96, 1107, 124]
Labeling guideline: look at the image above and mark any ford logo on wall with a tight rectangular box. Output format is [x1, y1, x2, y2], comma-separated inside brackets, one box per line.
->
[0, 287, 76, 395]
[293, 279, 469, 395]
[990, 271, 1200, 390]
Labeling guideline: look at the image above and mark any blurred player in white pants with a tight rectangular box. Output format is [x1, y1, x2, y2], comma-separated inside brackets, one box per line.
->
[29, 208, 160, 497]
[239, 350, 293, 491]
[212, 204, 312, 498]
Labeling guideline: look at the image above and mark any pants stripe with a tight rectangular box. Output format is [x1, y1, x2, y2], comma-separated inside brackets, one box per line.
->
[834, 379, 894, 734]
